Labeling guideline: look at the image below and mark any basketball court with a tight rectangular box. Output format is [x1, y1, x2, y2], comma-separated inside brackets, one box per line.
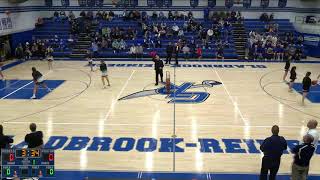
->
[0, 60, 320, 179]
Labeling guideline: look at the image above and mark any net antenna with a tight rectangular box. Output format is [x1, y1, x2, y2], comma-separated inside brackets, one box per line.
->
[166, 71, 171, 94]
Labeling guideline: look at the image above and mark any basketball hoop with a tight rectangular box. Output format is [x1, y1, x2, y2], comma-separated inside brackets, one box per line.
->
[166, 71, 171, 94]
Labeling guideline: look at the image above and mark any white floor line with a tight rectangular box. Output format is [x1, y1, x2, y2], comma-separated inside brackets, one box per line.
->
[2, 121, 305, 128]
[0, 81, 33, 99]
[104, 70, 135, 120]
[0, 71, 52, 99]
[214, 70, 250, 127]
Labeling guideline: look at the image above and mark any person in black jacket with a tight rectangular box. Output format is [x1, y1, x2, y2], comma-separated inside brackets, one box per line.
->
[260, 125, 287, 180]
[282, 57, 291, 81]
[0, 125, 13, 154]
[24, 123, 44, 149]
[288, 66, 297, 92]
[166, 42, 174, 64]
[291, 134, 315, 180]
[302, 72, 312, 105]
[173, 43, 180, 65]
[153, 55, 164, 86]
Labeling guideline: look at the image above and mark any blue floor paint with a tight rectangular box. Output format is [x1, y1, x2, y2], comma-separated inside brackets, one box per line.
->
[1, 60, 25, 71]
[292, 83, 320, 103]
[38, 170, 320, 180]
[0, 80, 65, 99]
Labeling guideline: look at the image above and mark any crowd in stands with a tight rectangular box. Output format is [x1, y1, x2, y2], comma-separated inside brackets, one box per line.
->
[14, 36, 74, 61]
[27, 10, 307, 61]
[246, 13, 305, 61]
[74, 10, 241, 60]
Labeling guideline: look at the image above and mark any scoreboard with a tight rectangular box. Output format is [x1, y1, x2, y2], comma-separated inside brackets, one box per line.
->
[1, 149, 55, 178]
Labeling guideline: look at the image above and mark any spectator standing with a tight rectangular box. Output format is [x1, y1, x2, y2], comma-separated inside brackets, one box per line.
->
[196, 45, 202, 60]
[91, 41, 99, 57]
[129, 45, 137, 59]
[304, 120, 319, 150]
[260, 125, 287, 180]
[25, 123, 44, 148]
[182, 44, 190, 60]
[291, 135, 315, 180]
[0, 125, 14, 154]
[166, 42, 174, 64]
[15, 43, 24, 60]
[302, 72, 312, 105]
[153, 55, 164, 86]
[136, 44, 143, 59]
[174, 43, 180, 65]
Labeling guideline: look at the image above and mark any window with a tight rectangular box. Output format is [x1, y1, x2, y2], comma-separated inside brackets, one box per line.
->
[95, 0, 104, 6]
[208, 0, 216, 7]
[130, 0, 139, 6]
[261, 0, 269, 8]
[45, 0, 53, 6]
[190, 0, 199, 7]
[278, 0, 287, 8]
[243, 0, 251, 8]
[225, 0, 233, 8]
[147, 0, 156, 6]
[61, 0, 70, 6]
[78, 0, 87, 6]
[87, 0, 96, 6]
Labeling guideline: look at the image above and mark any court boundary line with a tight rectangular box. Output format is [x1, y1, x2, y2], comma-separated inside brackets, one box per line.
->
[2, 121, 306, 128]
[0, 71, 52, 99]
[213, 70, 250, 126]
[104, 70, 136, 121]
[0, 81, 33, 99]
[2, 68, 92, 123]
[259, 69, 320, 120]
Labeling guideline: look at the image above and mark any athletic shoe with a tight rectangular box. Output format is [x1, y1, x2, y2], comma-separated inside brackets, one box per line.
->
[31, 95, 36, 99]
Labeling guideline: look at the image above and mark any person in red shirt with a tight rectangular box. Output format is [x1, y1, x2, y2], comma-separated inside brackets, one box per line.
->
[196, 46, 202, 60]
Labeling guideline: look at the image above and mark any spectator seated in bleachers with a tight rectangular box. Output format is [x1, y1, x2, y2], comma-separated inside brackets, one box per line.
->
[246, 15, 305, 61]
[33, 10, 238, 59]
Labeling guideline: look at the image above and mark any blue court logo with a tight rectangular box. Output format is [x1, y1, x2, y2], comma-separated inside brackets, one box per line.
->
[118, 80, 222, 104]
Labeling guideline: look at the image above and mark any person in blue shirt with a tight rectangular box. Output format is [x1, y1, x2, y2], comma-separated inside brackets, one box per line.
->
[291, 134, 315, 180]
[260, 125, 287, 180]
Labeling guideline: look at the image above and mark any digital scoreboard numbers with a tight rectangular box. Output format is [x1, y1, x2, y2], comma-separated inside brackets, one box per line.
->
[1, 149, 55, 178]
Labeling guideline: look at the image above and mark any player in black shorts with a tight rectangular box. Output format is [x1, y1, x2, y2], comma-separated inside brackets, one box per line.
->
[288, 66, 297, 92]
[100, 60, 110, 88]
[31, 67, 51, 99]
[283, 57, 291, 81]
[302, 72, 312, 105]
